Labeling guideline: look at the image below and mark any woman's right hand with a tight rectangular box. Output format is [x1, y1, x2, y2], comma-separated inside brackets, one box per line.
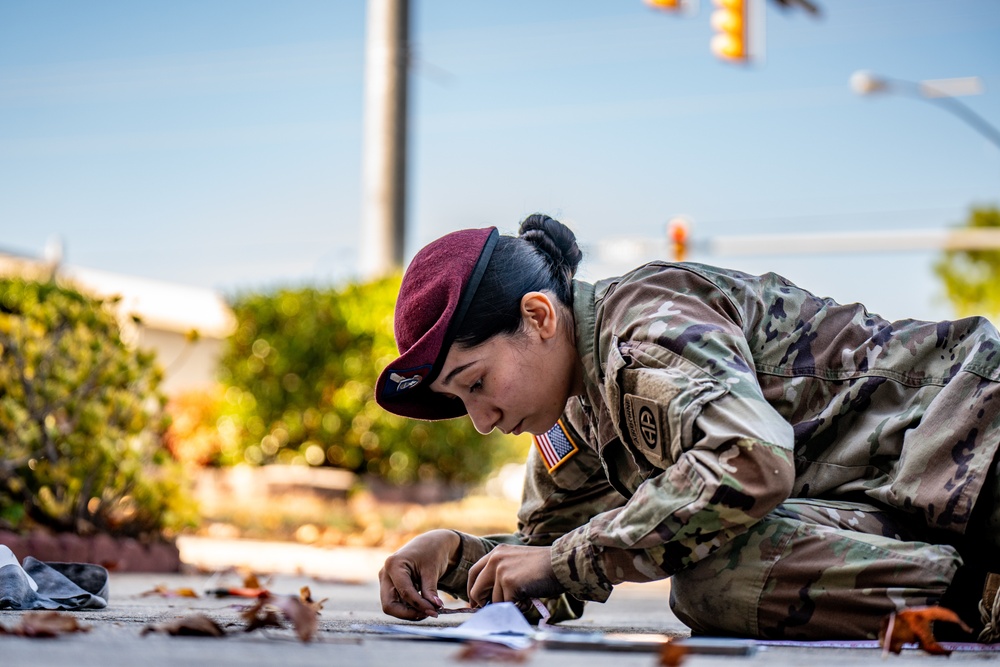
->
[378, 529, 462, 620]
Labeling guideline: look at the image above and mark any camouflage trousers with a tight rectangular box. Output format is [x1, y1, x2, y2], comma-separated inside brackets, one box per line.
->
[668, 499, 970, 640]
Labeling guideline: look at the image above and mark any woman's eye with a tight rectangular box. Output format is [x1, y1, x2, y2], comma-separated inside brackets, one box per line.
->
[469, 378, 483, 394]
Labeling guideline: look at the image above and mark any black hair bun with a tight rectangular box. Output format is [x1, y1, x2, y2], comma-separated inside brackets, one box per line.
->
[518, 214, 583, 279]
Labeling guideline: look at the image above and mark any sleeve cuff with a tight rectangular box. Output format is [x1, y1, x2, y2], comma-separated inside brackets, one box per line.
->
[436, 531, 492, 598]
[550, 530, 613, 603]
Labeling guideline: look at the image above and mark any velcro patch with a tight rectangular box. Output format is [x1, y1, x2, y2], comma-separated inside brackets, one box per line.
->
[382, 365, 432, 397]
[533, 420, 580, 473]
[623, 394, 663, 451]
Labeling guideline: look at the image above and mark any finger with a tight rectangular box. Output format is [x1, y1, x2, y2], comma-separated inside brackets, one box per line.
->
[493, 579, 509, 605]
[383, 596, 427, 620]
[393, 565, 439, 618]
[494, 568, 522, 605]
[379, 569, 427, 620]
[418, 566, 444, 610]
[381, 561, 438, 618]
[467, 558, 495, 608]
[381, 586, 429, 621]
[466, 556, 483, 604]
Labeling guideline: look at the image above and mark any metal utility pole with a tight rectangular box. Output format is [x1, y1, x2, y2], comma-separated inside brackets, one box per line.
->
[590, 227, 1000, 265]
[709, 228, 1000, 256]
[361, 0, 409, 278]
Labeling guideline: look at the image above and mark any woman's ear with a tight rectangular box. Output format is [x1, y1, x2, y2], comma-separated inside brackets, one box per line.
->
[520, 292, 559, 339]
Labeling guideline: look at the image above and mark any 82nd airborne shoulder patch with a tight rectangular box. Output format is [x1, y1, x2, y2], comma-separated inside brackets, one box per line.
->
[533, 420, 580, 473]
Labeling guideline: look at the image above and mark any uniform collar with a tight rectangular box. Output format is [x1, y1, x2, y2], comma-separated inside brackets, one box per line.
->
[571, 279, 601, 400]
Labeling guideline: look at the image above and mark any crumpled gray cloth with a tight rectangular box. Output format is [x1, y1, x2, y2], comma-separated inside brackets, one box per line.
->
[0, 545, 108, 610]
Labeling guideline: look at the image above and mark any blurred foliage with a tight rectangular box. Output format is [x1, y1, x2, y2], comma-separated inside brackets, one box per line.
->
[164, 386, 232, 468]
[0, 278, 197, 538]
[934, 206, 1000, 319]
[207, 276, 527, 485]
[197, 489, 521, 551]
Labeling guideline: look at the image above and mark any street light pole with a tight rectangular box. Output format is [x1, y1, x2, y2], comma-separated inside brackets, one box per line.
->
[850, 71, 1000, 151]
[361, 0, 409, 279]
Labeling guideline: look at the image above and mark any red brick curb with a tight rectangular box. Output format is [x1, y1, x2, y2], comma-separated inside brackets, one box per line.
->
[0, 530, 180, 573]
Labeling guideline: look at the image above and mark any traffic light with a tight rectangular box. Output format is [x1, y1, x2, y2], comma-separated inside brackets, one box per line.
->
[710, 0, 748, 62]
[644, 0, 684, 10]
[668, 217, 690, 262]
[644, 0, 694, 13]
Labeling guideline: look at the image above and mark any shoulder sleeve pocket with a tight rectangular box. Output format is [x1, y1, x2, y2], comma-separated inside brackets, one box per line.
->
[604, 338, 728, 468]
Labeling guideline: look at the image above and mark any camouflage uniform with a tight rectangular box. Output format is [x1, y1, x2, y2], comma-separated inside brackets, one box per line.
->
[437, 262, 1000, 639]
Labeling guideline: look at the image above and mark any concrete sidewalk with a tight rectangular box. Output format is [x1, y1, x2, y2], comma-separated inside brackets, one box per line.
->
[1, 537, 996, 666]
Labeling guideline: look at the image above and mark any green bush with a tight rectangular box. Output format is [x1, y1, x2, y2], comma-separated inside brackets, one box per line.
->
[934, 205, 1000, 319]
[218, 276, 528, 485]
[0, 278, 196, 538]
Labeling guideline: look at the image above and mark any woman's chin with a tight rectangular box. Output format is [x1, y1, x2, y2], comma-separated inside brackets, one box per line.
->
[527, 419, 560, 436]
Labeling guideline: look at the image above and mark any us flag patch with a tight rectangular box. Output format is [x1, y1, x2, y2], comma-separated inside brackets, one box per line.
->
[533, 420, 579, 472]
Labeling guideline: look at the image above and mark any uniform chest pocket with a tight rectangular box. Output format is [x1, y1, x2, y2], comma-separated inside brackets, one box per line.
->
[604, 338, 728, 469]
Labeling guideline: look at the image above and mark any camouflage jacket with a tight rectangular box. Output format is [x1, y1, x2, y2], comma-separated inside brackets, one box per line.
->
[439, 262, 1000, 603]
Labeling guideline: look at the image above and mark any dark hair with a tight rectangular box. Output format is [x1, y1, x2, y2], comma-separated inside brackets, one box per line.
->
[453, 214, 583, 347]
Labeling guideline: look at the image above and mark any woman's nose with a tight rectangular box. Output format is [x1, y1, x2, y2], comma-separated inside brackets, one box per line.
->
[465, 399, 499, 435]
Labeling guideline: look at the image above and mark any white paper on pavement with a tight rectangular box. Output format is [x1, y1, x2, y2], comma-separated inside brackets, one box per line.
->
[374, 602, 536, 649]
[373, 601, 758, 655]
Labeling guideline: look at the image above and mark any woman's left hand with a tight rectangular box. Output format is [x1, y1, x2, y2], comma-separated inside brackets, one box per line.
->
[467, 544, 562, 607]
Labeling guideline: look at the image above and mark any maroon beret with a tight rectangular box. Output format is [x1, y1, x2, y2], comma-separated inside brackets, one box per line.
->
[375, 227, 499, 420]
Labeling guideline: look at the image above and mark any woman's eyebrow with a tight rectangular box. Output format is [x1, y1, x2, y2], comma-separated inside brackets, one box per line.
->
[440, 361, 476, 387]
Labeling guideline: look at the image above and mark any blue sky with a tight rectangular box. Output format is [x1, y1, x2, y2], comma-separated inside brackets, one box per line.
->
[1, 0, 998, 322]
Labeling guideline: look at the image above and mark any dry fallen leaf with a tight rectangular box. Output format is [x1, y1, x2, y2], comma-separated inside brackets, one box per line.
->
[141, 613, 226, 638]
[241, 592, 319, 642]
[268, 593, 319, 642]
[658, 642, 690, 666]
[879, 606, 973, 655]
[207, 586, 268, 598]
[454, 641, 533, 663]
[0, 611, 91, 638]
[243, 606, 284, 634]
[243, 572, 262, 589]
[203, 567, 269, 598]
[311, 575, 364, 586]
[299, 586, 327, 614]
[140, 585, 199, 598]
